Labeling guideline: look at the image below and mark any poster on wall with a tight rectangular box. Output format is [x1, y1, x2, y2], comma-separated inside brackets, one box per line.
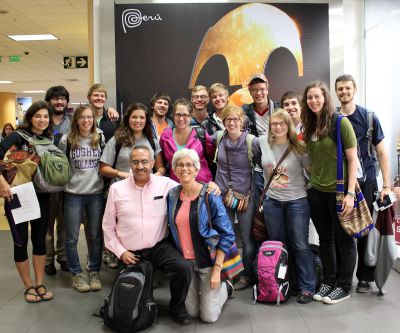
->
[114, 2, 329, 112]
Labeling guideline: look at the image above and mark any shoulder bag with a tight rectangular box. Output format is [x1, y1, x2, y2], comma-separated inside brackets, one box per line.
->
[335, 114, 373, 238]
[252, 147, 291, 242]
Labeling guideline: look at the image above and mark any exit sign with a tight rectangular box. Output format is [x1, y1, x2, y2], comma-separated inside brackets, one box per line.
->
[9, 55, 21, 62]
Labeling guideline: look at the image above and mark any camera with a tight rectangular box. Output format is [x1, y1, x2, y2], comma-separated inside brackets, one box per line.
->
[373, 192, 397, 211]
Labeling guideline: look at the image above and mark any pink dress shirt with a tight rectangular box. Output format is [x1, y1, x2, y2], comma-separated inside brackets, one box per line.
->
[102, 174, 178, 258]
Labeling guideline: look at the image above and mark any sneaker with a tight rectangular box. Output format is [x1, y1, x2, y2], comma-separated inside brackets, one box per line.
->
[298, 291, 313, 304]
[226, 280, 234, 298]
[72, 273, 90, 292]
[323, 287, 350, 304]
[356, 281, 372, 293]
[103, 251, 110, 265]
[107, 255, 119, 269]
[234, 277, 251, 291]
[88, 271, 102, 291]
[313, 283, 332, 301]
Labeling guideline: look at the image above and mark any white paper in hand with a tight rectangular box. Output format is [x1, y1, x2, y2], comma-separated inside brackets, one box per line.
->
[10, 182, 41, 224]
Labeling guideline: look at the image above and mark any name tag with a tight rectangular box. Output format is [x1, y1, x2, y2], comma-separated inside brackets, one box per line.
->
[153, 195, 163, 200]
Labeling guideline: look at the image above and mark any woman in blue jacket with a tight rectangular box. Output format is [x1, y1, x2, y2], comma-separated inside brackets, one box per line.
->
[167, 148, 235, 323]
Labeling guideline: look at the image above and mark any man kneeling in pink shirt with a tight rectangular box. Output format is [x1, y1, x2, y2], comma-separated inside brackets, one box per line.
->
[102, 145, 192, 326]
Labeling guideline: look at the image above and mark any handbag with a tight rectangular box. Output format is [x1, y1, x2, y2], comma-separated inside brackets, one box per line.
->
[205, 193, 244, 281]
[335, 114, 373, 238]
[222, 135, 251, 213]
[252, 147, 291, 241]
[0, 144, 39, 186]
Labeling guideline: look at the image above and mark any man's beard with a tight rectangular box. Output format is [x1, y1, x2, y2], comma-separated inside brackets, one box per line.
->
[52, 106, 67, 115]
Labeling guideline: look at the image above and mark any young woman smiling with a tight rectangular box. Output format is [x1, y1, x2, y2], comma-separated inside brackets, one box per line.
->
[59, 104, 105, 293]
[212, 106, 261, 291]
[301, 81, 358, 305]
[0, 101, 54, 303]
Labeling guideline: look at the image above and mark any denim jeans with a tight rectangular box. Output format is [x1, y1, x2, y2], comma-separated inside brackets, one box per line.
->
[308, 188, 356, 292]
[226, 197, 256, 282]
[64, 192, 104, 275]
[263, 196, 315, 293]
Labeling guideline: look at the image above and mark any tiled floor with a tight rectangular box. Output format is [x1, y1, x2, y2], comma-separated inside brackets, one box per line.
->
[1, 230, 400, 333]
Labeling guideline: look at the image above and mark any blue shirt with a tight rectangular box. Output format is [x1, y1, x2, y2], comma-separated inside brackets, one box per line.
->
[343, 105, 384, 182]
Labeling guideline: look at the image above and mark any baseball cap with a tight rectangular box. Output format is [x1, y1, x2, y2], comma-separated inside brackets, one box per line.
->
[248, 73, 269, 86]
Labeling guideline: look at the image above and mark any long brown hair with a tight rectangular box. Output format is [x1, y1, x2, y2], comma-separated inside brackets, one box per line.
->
[114, 103, 154, 147]
[269, 108, 306, 155]
[68, 104, 100, 150]
[301, 80, 335, 142]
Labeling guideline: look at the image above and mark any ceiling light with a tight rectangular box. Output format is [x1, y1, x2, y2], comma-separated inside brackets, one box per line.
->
[0, 81, 13, 84]
[8, 34, 58, 41]
[22, 90, 46, 93]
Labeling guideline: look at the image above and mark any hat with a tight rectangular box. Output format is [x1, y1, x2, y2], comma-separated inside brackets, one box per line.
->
[248, 73, 269, 86]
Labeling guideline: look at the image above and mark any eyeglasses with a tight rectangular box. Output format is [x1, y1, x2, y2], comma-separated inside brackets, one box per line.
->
[131, 159, 152, 166]
[250, 88, 267, 94]
[225, 117, 240, 123]
[51, 96, 67, 102]
[174, 113, 191, 119]
[78, 115, 94, 121]
[176, 162, 195, 169]
[192, 95, 208, 100]
[270, 122, 286, 128]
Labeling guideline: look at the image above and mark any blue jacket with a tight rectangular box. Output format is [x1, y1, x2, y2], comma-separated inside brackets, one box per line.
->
[167, 184, 235, 256]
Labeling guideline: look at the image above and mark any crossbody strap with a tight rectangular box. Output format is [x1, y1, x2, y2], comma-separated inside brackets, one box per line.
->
[257, 147, 291, 209]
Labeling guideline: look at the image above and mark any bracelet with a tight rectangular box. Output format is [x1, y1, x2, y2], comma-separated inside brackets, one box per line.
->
[346, 191, 356, 198]
[382, 185, 391, 189]
[115, 170, 119, 178]
[214, 263, 223, 269]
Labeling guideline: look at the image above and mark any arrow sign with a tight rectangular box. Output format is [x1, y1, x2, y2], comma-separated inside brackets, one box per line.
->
[76, 56, 88, 68]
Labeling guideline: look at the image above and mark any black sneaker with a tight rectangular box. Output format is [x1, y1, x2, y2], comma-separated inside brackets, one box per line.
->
[313, 283, 332, 301]
[226, 280, 234, 298]
[356, 281, 372, 293]
[45, 263, 56, 275]
[297, 291, 313, 304]
[58, 261, 69, 272]
[323, 287, 350, 304]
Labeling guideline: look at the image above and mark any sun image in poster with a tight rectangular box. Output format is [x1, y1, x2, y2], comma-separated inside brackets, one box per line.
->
[189, 3, 304, 106]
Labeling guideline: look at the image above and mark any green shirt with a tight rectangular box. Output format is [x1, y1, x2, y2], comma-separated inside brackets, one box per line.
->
[307, 117, 356, 192]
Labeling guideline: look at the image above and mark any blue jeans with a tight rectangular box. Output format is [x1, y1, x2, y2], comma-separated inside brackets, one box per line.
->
[64, 192, 104, 275]
[226, 197, 256, 282]
[263, 196, 315, 293]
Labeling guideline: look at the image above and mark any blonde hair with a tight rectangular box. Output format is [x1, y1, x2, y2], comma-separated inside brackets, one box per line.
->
[269, 108, 306, 155]
[209, 82, 228, 97]
[221, 106, 245, 128]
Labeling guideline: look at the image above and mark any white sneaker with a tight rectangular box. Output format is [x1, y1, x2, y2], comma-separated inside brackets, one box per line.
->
[88, 271, 102, 291]
[73, 272, 90, 293]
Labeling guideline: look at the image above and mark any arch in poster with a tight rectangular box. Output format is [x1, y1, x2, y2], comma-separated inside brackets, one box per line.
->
[189, 3, 304, 105]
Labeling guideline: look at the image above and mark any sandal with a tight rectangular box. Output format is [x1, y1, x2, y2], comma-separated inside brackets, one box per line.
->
[35, 284, 53, 301]
[24, 286, 41, 303]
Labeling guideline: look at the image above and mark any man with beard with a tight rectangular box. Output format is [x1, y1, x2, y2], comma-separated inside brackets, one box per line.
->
[150, 92, 173, 139]
[44, 85, 71, 274]
[335, 74, 392, 294]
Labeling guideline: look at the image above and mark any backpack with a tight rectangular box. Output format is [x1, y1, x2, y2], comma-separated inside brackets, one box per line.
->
[253, 240, 290, 306]
[17, 130, 71, 192]
[213, 130, 254, 170]
[331, 109, 379, 181]
[100, 260, 157, 333]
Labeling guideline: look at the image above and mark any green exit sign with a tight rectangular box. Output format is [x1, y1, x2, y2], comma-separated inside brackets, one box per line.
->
[9, 55, 21, 62]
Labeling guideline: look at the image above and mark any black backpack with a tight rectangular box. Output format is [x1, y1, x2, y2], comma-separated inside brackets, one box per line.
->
[100, 260, 157, 333]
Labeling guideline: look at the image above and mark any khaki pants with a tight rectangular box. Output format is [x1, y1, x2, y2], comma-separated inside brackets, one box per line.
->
[46, 192, 66, 264]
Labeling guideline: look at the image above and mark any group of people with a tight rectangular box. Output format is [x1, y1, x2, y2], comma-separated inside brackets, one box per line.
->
[0, 73, 392, 325]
